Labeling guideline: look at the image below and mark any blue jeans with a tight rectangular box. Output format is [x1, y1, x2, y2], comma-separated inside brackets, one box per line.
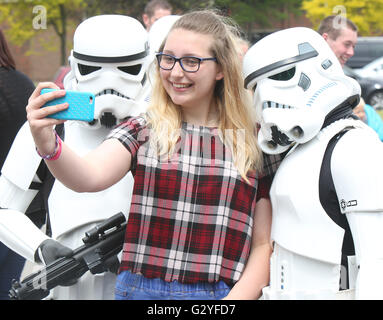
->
[115, 271, 231, 300]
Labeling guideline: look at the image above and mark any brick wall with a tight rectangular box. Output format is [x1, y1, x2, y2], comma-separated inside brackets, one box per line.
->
[7, 25, 75, 84]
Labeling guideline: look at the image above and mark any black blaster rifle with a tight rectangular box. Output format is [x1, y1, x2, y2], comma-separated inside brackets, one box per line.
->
[9, 212, 127, 300]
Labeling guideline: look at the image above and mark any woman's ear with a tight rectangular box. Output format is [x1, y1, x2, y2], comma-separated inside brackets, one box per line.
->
[215, 66, 224, 81]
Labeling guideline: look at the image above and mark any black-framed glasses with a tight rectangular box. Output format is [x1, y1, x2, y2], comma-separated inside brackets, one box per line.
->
[156, 53, 217, 73]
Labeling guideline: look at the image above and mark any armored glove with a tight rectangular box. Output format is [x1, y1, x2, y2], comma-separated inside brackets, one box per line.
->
[35, 239, 77, 286]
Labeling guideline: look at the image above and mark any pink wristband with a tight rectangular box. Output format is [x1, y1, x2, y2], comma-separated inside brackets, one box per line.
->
[36, 131, 62, 161]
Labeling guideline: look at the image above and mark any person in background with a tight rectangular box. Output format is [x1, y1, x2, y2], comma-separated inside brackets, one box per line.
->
[0, 29, 36, 300]
[318, 15, 358, 67]
[353, 97, 383, 141]
[235, 36, 250, 62]
[318, 17, 383, 141]
[25, 9, 279, 300]
[142, 0, 172, 31]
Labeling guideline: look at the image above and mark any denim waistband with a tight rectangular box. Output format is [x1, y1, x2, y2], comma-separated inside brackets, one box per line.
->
[119, 270, 230, 292]
[115, 270, 231, 299]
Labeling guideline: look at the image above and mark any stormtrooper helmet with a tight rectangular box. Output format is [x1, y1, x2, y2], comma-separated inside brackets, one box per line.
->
[147, 15, 180, 82]
[243, 27, 361, 154]
[148, 15, 180, 55]
[64, 15, 151, 129]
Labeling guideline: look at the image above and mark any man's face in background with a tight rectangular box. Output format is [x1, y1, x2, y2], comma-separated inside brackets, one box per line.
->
[322, 27, 357, 66]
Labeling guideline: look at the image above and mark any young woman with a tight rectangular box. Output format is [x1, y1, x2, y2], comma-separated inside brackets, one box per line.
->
[26, 10, 273, 300]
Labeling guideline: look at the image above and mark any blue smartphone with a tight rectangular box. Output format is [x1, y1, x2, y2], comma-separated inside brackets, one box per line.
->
[41, 88, 95, 122]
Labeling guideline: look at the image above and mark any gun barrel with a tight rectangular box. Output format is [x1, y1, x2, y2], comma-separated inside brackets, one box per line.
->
[9, 213, 127, 300]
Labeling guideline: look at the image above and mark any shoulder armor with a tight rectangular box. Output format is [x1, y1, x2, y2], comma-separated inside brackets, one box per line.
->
[1, 122, 42, 190]
[332, 127, 383, 213]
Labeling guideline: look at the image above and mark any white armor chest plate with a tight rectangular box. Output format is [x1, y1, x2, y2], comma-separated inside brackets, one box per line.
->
[48, 122, 134, 238]
[267, 120, 360, 296]
[270, 130, 344, 264]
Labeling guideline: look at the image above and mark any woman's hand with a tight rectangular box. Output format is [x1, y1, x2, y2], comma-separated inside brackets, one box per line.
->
[25, 82, 132, 193]
[222, 198, 273, 300]
[26, 82, 68, 156]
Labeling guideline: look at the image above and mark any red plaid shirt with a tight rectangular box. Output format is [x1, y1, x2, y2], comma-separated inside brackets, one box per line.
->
[107, 116, 277, 285]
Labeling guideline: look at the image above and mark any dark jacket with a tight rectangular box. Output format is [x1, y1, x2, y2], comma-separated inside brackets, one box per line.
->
[0, 67, 35, 168]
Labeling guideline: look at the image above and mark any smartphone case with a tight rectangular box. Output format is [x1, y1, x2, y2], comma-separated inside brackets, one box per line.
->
[41, 88, 95, 122]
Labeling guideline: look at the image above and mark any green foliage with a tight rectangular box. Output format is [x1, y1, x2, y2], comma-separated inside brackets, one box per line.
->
[83, 0, 305, 33]
[0, 0, 85, 64]
[0, 0, 306, 63]
[302, 0, 383, 35]
[0, 0, 84, 43]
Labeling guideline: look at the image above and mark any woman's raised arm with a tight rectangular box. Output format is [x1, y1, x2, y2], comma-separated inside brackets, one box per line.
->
[26, 82, 132, 193]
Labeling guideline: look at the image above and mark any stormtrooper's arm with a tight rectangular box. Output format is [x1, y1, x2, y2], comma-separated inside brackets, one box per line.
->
[0, 175, 50, 262]
[345, 212, 383, 299]
[332, 128, 383, 299]
[0, 122, 50, 262]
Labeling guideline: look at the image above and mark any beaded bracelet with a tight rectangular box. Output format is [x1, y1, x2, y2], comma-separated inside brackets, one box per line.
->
[36, 131, 62, 161]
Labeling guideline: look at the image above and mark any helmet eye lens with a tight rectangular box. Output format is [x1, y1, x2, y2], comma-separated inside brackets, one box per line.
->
[269, 67, 296, 81]
[118, 64, 142, 76]
[78, 64, 101, 76]
[77, 64, 143, 76]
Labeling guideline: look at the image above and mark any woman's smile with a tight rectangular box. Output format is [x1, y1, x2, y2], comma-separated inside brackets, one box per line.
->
[171, 82, 193, 90]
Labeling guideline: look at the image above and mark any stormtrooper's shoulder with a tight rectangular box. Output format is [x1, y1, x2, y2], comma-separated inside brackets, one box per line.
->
[1, 121, 42, 190]
[331, 126, 383, 213]
[332, 126, 383, 165]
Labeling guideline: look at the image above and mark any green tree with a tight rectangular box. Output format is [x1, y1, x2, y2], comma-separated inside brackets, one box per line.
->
[0, 0, 207, 65]
[212, 0, 304, 39]
[0, 0, 85, 65]
[0, 0, 306, 65]
[85, 0, 305, 40]
[302, 0, 383, 36]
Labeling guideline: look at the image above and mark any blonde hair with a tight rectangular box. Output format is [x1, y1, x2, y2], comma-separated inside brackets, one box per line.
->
[147, 9, 263, 182]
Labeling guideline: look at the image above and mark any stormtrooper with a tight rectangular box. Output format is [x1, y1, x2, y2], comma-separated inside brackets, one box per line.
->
[243, 27, 383, 299]
[0, 15, 151, 299]
[148, 14, 180, 57]
[147, 15, 180, 82]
